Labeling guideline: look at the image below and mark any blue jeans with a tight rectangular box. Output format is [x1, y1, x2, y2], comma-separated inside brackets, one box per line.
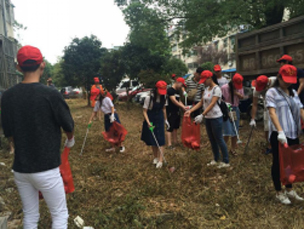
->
[205, 117, 229, 163]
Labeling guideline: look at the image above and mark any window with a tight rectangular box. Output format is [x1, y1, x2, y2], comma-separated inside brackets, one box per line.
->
[230, 37, 236, 50]
[174, 55, 181, 59]
[187, 62, 199, 69]
[223, 38, 228, 48]
[172, 44, 178, 52]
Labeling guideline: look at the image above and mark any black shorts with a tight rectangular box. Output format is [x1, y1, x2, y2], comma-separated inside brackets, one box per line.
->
[167, 112, 180, 132]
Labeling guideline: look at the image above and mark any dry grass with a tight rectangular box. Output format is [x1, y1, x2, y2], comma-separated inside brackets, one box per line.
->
[1, 99, 304, 229]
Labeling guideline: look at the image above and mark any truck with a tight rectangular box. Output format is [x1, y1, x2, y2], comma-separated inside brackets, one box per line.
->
[236, 15, 304, 79]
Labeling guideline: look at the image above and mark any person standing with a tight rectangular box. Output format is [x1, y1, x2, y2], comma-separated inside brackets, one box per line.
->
[88, 91, 125, 153]
[222, 73, 244, 156]
[250, 75, 277, 154]
[47, 77, 56, 89]
[141, 81, 169, 169]
[214, 64, 228, 87]
[1, 46, 75, 228]
[266, 64, 304, 205]
[186, 67, 205, 117]
[277, 55, 304, 105]
[185, 70, 230, 168]
[90, 77, 104, 108]
[166, 77, 187, 149]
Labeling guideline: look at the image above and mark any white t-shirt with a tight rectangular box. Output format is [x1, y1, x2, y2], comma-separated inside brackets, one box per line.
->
[203, 86, 223, 119]
[143, 94, 164, 110]
[93, 97, 114, 114]
[217, 77, 229, 88]
[253, 76, 277, 98]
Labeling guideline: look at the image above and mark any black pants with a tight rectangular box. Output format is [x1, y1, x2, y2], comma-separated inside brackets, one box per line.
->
[270, 132, 299, 191]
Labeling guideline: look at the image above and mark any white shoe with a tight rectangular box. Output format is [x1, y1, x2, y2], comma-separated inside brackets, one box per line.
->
[156, 161, 163, 169]
[276, 192, 291, 205]
[286, 190, 304, 201]
[217, 162, 230, 169]
[207, 160, 218, 166]
[153, 158, 159, 165]
[119, 146, 125, 153]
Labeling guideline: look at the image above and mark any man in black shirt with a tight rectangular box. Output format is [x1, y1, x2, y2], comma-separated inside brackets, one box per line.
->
[1, 46, 74, 229]
[166, 77, 187, 148]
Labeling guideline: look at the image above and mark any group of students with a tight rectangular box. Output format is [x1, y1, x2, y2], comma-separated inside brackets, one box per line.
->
[140, 65, 244, 169]
[2, 45, 304, 228]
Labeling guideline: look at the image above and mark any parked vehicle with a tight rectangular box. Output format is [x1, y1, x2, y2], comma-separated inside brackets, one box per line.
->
[118, 86, 151, 102]
[116, 79, 140, 95]
[134, 90, 151, 104]
[61, 87, 83, 99]
[61, 86, 73, 99]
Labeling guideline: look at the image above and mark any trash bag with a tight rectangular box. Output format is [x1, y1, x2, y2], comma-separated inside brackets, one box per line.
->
[102, 121, 128, 146]
[39, 147, 74, 199]
[279, 143, 304, 185]
[181, 116, 200, 150]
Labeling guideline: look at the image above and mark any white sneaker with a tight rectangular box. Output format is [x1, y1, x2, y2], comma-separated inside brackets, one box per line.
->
[276, 192, 291, 205]
[156, 161, 163, 169]
[119, 146, 125, 153]
[217, 162, 230, 169]
[153, 158, 159, 165]
[286, 190, 304, 201]
[207, 160, 218, 166]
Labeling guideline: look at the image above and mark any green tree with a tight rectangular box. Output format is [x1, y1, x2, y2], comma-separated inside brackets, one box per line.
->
[115, 0, 304, 50]
[201, 62, 214, 72]
[162, 58, 188, 77]
[138, 69, 170, 88]
[100, 49, 126, 92]
[62, 35, 107, 105]
[41, 59, 53, 84]
[51, 59, 66, 88]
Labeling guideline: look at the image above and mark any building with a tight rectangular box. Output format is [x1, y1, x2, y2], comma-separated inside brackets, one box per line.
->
[0, 0, 19, 89]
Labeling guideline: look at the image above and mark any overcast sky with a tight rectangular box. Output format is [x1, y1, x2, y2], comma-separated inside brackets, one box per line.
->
[13, 0, 130, 64]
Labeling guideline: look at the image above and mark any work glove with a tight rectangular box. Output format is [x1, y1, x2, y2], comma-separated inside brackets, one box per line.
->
[110, 113, 116, 123]
[65, 137, 75, 148]
[183, 91, 188, 97]
[194, 114, 204, 124]
[277, 131, 288, 145]
[249, 119, 256, 127]
[165, 120, 170, 130]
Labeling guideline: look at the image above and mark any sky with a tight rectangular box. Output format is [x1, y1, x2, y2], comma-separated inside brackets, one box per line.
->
[12, 0, 130, 64]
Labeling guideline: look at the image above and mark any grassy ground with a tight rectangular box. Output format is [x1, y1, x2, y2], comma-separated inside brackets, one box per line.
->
[1, 99, 304, 228]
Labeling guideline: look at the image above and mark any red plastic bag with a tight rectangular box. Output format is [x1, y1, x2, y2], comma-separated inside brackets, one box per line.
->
[102, 121, 128, 146]
[279, 143, 304, 185]
[39, 147, 74, 199]
[181, 116, 200, 150]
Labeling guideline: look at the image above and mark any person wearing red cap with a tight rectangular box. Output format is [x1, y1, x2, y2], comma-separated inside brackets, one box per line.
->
[185, 70, 230, 168]
[214, 64, 228, 87]
[266, 64, 304, 205]
[141, 81, 169, 168]
[90, 77, 104, 108]
[166, 77, 187, 149]
[1, 46, 74, 228]
[251, 75, 277, 155]
[277, 54, 304, 105]
[221, 73, 244, 156]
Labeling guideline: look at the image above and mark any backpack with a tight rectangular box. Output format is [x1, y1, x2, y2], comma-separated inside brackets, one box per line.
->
[212, 86, 229, 121]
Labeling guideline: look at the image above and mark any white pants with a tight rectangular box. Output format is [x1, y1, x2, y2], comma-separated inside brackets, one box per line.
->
[14, 167, 69, 229]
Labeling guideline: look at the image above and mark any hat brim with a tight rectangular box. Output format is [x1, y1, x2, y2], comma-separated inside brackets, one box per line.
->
[158, 88, 167, 95]
[199, 78, 207, 84]
[256, 83, 267, 92]
[276, 58, 283, 63]
[282, 75, 297, 84]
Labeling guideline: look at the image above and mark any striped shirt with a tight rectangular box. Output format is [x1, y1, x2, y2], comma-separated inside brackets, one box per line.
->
[186, 79, 205, 102]
[266, 88, 303, 140]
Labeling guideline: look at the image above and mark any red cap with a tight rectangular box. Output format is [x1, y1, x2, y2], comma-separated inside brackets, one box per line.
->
[171, 74, 177, 78]
[199, 70, 213, 84]
[279, 65, 297, 84]
[17, 45, 43, 67]
[232, 73, 243, 90]
[176, 77, 187, 87]
[214, 64, 221, 72]
[156, 80, 167, 95]
[94, 77, 100, 83]
[277, 55, 293, 63]
[252, 75, 269, 92]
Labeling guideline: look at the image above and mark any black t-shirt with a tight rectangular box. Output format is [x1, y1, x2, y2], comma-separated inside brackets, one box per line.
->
[1, 83, 74, 173]
[166, 87, 180, 113]
[292, 68, 304, 103]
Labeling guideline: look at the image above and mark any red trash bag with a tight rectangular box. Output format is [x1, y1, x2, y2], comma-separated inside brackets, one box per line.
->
[279, 143, 304, 185]
[39, 147, 75, 199]
[181, 116, 200, 150]
[102, 121, 128, 146]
